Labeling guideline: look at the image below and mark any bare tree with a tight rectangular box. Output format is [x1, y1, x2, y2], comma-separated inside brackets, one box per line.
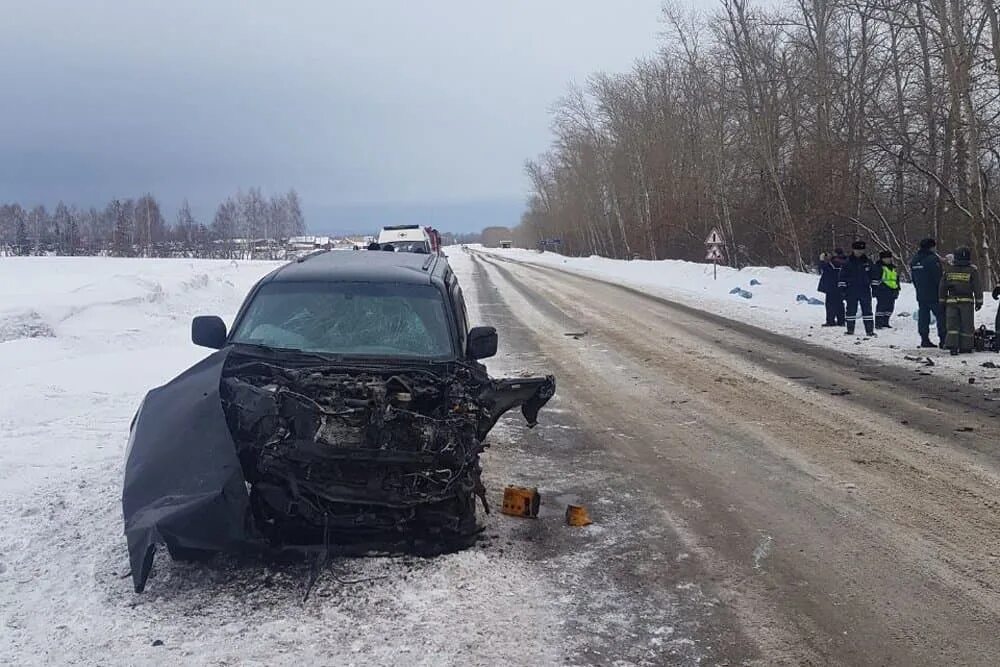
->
[518, 0, 1000, 277]
[0, 187, 307, 258]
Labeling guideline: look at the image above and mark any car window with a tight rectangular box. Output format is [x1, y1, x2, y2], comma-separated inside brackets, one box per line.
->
[231, 281, 454, 359]
[384, 241, 430, 254]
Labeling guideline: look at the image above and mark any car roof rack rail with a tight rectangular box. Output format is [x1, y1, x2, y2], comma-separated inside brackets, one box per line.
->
[421, 254, 438, 271]
[295, 249, 331, 263]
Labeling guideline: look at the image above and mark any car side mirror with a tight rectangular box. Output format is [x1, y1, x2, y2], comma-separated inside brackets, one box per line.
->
[192, 315, 228, 349]
[467, 326, 498, 360]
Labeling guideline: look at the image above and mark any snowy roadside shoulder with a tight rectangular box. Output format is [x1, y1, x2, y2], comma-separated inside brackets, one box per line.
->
[476, 247, 1000, 390]
[0, 255, 567, 667]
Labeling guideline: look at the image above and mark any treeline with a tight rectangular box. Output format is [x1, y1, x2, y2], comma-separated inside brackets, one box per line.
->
[519, 0, 1000, 282]
[443, 231, 490, 246]
[0, 188, 305, 258]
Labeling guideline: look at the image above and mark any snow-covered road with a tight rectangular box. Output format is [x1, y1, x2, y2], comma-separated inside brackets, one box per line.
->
[468, 249, 1000, 665]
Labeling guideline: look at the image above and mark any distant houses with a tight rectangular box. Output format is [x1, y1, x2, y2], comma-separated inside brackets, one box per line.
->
[287, 235, 333, 251]
[1, 233, 382, 260]
[283, 235, 375, 257]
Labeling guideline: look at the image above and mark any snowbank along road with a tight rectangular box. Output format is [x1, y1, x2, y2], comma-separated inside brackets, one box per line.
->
[2, 250, 999, 665]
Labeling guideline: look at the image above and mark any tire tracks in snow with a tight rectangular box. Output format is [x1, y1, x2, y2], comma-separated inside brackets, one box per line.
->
[473, 250, 1000, 666]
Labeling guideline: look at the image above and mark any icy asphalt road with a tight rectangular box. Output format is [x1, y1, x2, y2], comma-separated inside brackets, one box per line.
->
[469, 249, 1000, 666]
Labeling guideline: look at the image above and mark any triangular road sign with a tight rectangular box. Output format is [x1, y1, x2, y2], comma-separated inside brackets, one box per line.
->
[706, 246, 723, 261]
[705, 228, 725, 245]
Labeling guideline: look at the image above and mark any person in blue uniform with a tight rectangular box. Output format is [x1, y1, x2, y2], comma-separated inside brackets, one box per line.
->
[909, 238, 945, 348]
[838, 241, 877, 337]
[818, 248, 846, 326]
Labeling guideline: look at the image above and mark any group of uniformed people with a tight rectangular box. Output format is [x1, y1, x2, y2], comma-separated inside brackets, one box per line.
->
[818, 241, 900, 337]
[818, 238, 995, 355]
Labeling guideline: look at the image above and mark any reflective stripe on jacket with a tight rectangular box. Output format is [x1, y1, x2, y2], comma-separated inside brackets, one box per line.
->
[939, 261, 983, 306]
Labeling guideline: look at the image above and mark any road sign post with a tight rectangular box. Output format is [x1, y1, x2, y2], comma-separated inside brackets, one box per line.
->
[705, 245, 724, 280]
[705, 228, 726, 280]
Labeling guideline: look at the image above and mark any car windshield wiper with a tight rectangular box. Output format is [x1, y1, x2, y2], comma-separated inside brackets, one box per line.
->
[231, 342, 456, 369]
[231, 342, 344, 364]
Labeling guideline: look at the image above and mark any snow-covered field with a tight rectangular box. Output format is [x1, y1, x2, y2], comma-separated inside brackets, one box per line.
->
[479, 247, 1000, 386]
[0, 256, 566, 666]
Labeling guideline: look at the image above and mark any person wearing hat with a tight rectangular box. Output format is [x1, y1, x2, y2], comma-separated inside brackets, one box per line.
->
[910, 238, 945, 347]
[872, 250, 901, 328]
[817, 248, 847, 326]
[838, 240, 877, 336]
[939, 246, 983, 355]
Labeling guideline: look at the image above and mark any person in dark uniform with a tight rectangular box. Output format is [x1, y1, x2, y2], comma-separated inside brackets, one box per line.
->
[993, 285, 1000, 335]
[872, 250, 900, 329]
[909, 238, 945, 348]
[940, 246, 983, 355]
[817, 249, 846, 326]
[838, 240, 877, 337]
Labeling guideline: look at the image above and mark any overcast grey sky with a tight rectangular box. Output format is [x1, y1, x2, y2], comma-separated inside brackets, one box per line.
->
[0, 1, 685, 232]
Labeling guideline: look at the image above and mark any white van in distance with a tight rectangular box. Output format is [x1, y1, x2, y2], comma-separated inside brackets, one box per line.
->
[376, 225, 432, 254]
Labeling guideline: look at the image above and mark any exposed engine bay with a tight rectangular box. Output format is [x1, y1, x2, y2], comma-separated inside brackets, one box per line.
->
[122, 347, 554, 593]
[222, 354, 556, 549]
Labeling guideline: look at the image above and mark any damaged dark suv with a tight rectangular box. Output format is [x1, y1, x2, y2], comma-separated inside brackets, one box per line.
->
[123, 250, 554, 593]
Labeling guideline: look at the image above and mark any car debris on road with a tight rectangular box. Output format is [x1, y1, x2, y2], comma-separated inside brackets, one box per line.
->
[565, 504, 592, 527]
[500, 485, 541, 518]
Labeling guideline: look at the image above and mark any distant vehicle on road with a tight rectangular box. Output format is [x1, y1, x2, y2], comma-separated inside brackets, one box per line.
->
[377, 224, 433, 254]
